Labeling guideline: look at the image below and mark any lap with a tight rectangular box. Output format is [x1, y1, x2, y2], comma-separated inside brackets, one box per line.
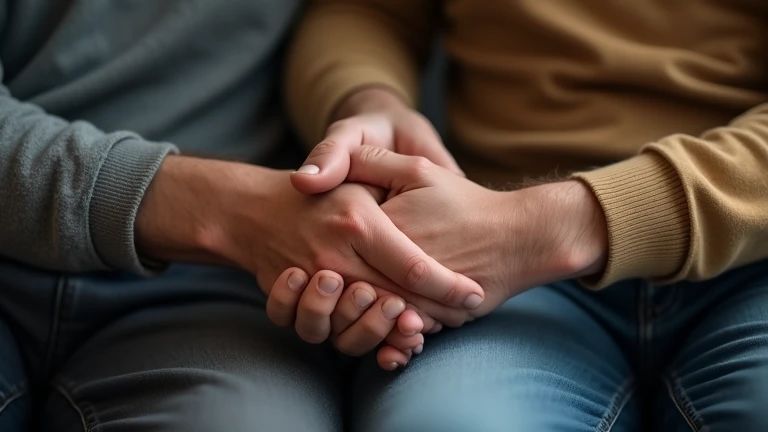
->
[350, 284, 639, 432]
[657, 264, 768, 431]
[40, 267, 344, 432]
[17, 259, 766, 432]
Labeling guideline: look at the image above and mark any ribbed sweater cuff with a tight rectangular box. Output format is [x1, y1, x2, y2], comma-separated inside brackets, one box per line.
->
[572, 152, 690, 288]
[90, 139, 178, 275]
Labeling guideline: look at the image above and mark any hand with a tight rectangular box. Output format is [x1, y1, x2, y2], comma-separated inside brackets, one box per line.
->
[135, 156, 484, 326]
[290, 87, 463, 195]
[267, 267, 431, 370]
[347, 146, 609, 317]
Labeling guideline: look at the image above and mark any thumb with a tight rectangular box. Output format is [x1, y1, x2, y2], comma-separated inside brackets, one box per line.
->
[290, 126, 362, 195]
[348, 145, 438, 193]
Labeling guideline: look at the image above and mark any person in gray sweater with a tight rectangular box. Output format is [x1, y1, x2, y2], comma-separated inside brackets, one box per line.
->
[0, 1, 483, 431]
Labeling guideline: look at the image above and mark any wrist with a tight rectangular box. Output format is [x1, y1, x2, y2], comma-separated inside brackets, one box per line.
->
[499, 181, 608, 282]
[332, 86, 411, 121]
[561, 180, 609, 277]
[535, 181, 608, 278]
[135, 155, 280, 267]
[135, 155, 219, 264]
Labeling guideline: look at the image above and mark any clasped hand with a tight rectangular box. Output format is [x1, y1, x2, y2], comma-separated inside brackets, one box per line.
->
[264, 91, 608, 370]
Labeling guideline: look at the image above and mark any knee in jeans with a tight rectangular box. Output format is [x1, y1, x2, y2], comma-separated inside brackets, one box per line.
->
[166, 381, 260, 432]
[715, 408, 768, 432]
[379, 414, 505, 432]
[691, 370, 768, 432]
[166, 374, 336, 432]
[363, 398, 551, 432]
[728, 380, 768, 432]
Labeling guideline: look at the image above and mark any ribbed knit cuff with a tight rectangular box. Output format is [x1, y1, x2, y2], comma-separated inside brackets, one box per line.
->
[290, 65, 417, 146]
[90, 139, 178, 275]
[572, 152, 690, 288]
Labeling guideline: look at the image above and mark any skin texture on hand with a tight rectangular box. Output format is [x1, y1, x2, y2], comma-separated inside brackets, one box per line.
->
[274, 143, 608, 367]
[135, 155, 483, 327]
[281, 88, 470, 362]
[345, 146, 610, 318]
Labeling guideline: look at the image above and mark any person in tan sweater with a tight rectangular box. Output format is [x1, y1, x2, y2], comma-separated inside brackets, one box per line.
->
[262, 1, 768, 431]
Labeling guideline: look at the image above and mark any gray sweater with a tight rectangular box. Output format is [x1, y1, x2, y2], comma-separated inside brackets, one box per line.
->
[0, 0, 301, 274]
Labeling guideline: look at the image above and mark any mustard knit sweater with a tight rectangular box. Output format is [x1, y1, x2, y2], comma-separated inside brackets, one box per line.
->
[287, 0, 768, 287]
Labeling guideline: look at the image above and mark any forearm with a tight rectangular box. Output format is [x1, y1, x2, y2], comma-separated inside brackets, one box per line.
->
[285, 0, 437, 144]
[135, 155, 282, 269]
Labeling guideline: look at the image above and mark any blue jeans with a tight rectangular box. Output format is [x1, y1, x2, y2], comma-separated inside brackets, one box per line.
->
[0, 259, 766, 431]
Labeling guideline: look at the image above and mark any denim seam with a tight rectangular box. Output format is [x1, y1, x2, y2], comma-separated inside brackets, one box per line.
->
[43, 276, 68, 374]
[653, 284, 675, 313]
[637, 283, 651, 372]
[597, 378, 635, 432]
[636, 284, 645, 349]
[0, 385, 26, 417]
[663, 287, 684, 316]
[654, 285, 683, 316]
[52, 380, 97, 432]
[663, 372, 708, 432]
[645, 282, 655, 368]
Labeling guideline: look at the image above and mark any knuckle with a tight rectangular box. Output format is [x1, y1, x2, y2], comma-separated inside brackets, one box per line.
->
[300, 302, 330, 322]
[337, 304, 361, 323]
[441, 272, 472, 305]
[331, 208, 368, 238]
[297, 327, 326, 345]
[361, 316, 389, 340]
[270, 296, 295, 314]
[357, 144, 389, 166]
[442, 286, 458, 305]
[406, 156, 433, 180]
[403, 256, 431, 290]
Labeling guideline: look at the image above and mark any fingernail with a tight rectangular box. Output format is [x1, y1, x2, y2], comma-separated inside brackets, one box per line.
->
[353, 289, 375, 308]
[295, 164, 320, 175]
[382, 298, 406, 320]
[413, 344, 424, 355]
[463, 293, 483, 310]
[386, 362, 399, 371]
[431, 323, 443, 334]
[287, 272, 306, 291]
[318, 277, 340, 294]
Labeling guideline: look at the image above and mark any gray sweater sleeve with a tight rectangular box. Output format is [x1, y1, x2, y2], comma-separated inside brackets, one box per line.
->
[0, 69, 178, 274]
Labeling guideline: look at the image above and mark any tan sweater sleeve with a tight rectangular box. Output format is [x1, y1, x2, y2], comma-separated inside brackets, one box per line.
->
[574, 104, 768, 288]
[286, 0, 437, 145]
